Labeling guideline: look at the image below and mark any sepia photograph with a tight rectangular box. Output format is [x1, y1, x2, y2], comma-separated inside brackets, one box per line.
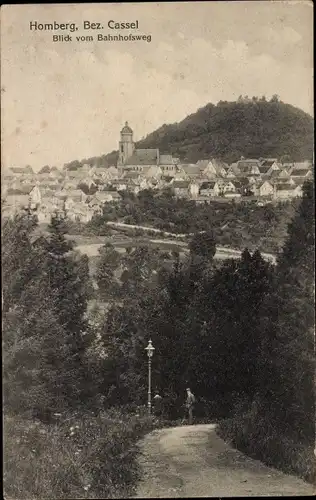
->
[1, 1, 315, 498]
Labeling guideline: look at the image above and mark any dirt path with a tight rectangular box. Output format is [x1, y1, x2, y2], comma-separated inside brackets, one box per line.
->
[134, 424, 315, 498]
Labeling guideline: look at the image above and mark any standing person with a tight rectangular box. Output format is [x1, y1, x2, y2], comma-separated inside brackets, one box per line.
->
[185, 388, 195, 425]
[153, 390, 163, 417]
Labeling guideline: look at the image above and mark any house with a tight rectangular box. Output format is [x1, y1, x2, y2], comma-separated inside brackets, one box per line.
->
[177, 164, 201, 179]
[226, 163, 240, 178]
[4, 184, 41, 209]
[216, 179, 236, 194]
[172, 180, 191, 198]
[9, 165, 34, 176]
[236, 159, 261, 176]
[274, 183, 303, 200]
[64, 189, 86, 210]
[107, 166, 119, 179]
[159, 155, 177, 176]
[123, 171, 141, 182]
[199, 181, 220, 197]
[109, 179, 128, 191]
[289, 168, 312, 179]
[143, 165, 163, 179]
[92, 167, 110, 180]
[203, 158, 228, 178]
[259, 159, 280, 172]
[291, 161, 312, 171]
[95, 191, 122, 204]
[256, 180, 274, 197]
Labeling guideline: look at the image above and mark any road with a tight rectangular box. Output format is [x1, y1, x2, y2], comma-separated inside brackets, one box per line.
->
[134, 424, 315, 498]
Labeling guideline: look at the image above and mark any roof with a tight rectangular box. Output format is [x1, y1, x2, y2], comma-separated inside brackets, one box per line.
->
[66, 189, 84, 198]
[291, 176, 312, 185]
[5, 194, 30, 206]
[9, 166, 34, 174]
[269, 170, 282, 179]
[200, 181, 217, 189]
[173, 181, 190, 189]
[125, 149, 159, 166]
[159, 155, 174, 165]
[276, 184, 297, 191]
[290, 168, 310, 177]
[293, 162, 312, 169]
[258, 166, 270, 174]
[260, 159, 277, 167]
[179, 164, 201, 175]
[196, 160, 209, 170]
[123, 171, 140, 179]
[7, 185, 35, 195]
[95, 192, 115, 201]
[237, 160, 261, 170]
[121, 121, 133, 134]
[231, 181, 242, 188]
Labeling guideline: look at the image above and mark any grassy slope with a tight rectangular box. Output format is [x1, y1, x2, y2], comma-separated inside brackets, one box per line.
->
[4, 408, 158, 500]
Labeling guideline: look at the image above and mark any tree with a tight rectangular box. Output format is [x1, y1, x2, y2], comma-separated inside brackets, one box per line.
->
[188, 231, 216, 259]
[96, 243, 121, 299]
[260, 181, 315, 440]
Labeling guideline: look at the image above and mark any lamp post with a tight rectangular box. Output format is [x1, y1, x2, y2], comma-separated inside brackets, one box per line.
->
[145, 340, 155, 415]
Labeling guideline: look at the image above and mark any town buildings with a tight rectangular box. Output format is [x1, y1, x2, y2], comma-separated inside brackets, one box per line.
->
[2, 123, 313, 221]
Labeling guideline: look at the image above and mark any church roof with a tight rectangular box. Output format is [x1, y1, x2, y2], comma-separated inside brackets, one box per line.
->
[121, 121, 133, 134]
[159, 154, 174, 165]
[125, 149, 159, 166]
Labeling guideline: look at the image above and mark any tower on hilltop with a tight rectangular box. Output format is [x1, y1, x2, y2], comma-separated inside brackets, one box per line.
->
[118, 122, 135, 166]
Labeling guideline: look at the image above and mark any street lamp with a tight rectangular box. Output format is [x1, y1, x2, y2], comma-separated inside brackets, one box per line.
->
[145, 339, 155, 415]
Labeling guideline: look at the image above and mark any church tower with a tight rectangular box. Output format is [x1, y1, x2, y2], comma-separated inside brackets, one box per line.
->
[118, 122, 135, 166]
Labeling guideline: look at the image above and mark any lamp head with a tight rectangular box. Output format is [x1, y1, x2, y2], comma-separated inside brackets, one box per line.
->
[145, 339, 155, 358]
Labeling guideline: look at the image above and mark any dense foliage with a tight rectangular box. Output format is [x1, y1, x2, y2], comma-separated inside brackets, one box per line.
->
[85, 189, 299, 253]
[218, 180, 315, 482]
[3, 210, 95, 419]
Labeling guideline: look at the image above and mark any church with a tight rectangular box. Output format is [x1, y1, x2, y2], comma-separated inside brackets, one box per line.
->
[117, 122, 178, 176]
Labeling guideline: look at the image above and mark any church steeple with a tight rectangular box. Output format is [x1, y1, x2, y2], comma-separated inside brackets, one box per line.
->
[118, 122, 134, 165]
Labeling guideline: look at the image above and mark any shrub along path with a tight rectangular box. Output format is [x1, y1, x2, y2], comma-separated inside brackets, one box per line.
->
[134, 424, 315, 498]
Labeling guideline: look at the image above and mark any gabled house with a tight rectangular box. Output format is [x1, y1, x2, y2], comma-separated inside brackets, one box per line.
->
[216, 179, 236, 194]
[204, 158, 228, 178]
[256, 180, 274, 197]
[64, 189, 86, 210]
[259, 159, 280, 172]
[199, 181, 220, 197]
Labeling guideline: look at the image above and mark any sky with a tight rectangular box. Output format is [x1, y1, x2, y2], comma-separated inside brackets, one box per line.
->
[1, 1, 313, 171]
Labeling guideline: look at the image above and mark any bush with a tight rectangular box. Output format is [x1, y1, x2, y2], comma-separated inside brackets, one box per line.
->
[4, 409, 158, 500]
[217, 411, 316, 484]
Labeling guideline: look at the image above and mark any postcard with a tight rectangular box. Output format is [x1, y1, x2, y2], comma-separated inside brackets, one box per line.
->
[1, 2, 314, 499]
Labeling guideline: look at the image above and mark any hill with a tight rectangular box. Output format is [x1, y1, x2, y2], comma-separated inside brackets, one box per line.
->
[135, 98, 313, 164]
[65, 98, 313, 169]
